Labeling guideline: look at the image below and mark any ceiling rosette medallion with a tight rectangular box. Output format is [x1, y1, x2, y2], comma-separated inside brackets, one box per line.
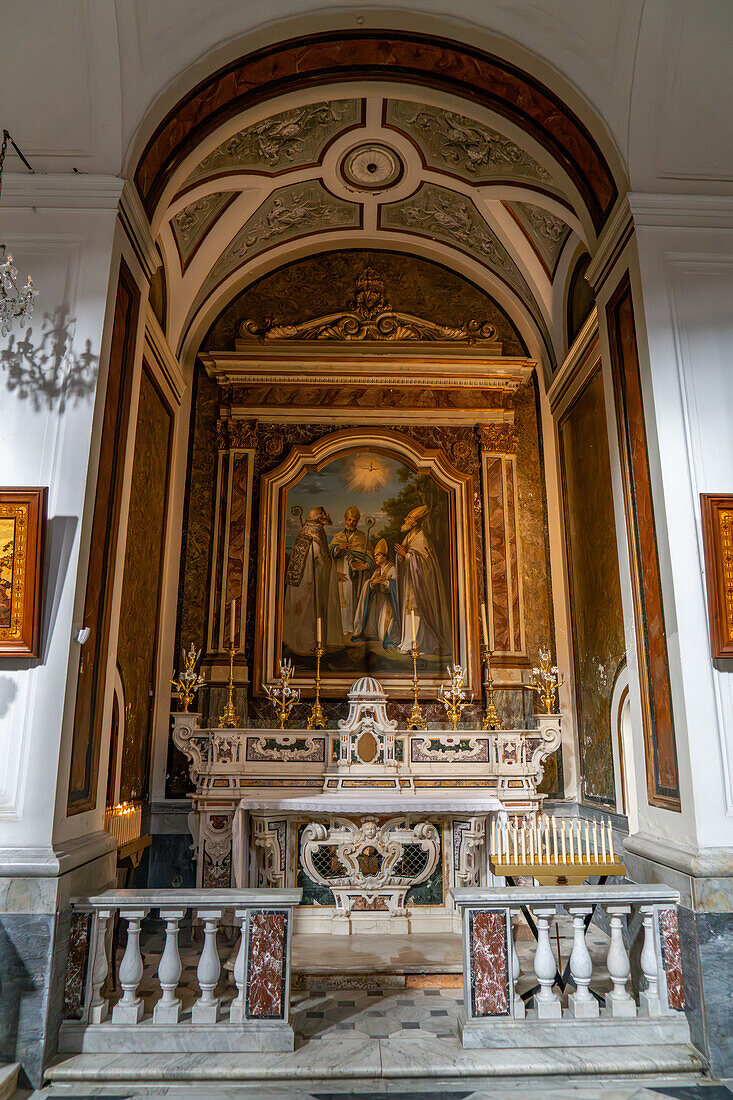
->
[239, 268, 500, 345]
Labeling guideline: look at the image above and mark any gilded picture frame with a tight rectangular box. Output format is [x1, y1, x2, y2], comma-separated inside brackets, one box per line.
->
[255, 428, 479, 698]
[701, 494, 733, 659]
[0, 487, 46, 658]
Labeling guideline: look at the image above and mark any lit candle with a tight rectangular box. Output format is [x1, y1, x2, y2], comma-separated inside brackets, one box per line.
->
[584, 820, 590, 862]
[521, 822, 526, 863]
[317, 616, 322, 646]
[545, 816, 550, 864]
[230, 598, 236, 645]
[601, 819, 607, 863]
[481, 603, 489, 648]
[608, 819, 615, 862]
[490, 818, 496, 857]
[592, 820, 598, 862]
[411, 609, 416, 648]
[561, 819, 567, 863]
[512, 824, 518, 864]
[552, 815, 558, 863]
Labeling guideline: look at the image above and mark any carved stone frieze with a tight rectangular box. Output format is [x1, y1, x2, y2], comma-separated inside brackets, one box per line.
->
[229, 383, 510, 412]
[240, 268, 499, 345]
[382, 184, 536, 307]
[217, 417, 258, 450]
[478, 423, 519, 454]
[386, 100, 552, 183]
[171, 192, 235, 263]
[508, 201, 571, 273]
[185, 100, 360, 184]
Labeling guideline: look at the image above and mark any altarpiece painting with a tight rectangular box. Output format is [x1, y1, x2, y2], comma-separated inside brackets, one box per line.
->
[0, 487, 46, 658]
[255, 429, 478, 697]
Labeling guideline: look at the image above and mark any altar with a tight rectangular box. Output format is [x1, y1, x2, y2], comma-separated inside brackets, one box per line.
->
[173, 676, 562, 935]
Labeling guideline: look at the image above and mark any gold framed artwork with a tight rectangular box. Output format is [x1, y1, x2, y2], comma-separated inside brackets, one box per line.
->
[701, 494, 733, 659]
[0, 488, 46, 658]
[255, 428, 479, 698]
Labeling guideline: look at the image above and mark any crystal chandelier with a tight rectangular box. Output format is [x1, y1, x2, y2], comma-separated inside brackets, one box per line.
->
[0, 129, 37, 338]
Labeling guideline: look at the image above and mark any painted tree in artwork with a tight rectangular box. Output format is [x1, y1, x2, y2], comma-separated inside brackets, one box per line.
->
[0, 530, 14, 628]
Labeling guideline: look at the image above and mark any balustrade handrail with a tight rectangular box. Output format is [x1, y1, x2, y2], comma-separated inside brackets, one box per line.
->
[71, 887, 302, 909]
[452, 884, 680, 906]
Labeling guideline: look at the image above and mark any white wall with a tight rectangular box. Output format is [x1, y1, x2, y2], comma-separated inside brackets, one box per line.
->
[0, 179, 121, 855]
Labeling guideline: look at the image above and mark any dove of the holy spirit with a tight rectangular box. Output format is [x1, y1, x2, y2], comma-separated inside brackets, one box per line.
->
[345, 453, 390, 493]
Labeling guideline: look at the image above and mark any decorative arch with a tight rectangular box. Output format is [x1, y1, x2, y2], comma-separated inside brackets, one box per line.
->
[135, 30, 619, 234]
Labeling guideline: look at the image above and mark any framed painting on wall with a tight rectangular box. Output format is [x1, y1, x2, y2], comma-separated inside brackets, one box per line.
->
[701, 494, 733, 658]
[255, 428, 479, 698]
[0, 487, 46, 657]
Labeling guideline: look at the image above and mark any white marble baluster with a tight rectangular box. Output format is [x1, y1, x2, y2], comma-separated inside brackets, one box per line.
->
[88, 909, 112, 1024]
[192, 908, 222, 1023]
[638, 905, 662, 1016]
[567, 905, 599, 1018]
[230, 907, 249, 1023]
[154, 908, 186, 1023]
[511, 914, 525, 1018]
[112, 908, 149, 1024]
[532, 907, 561, 1018]
[604, 904, 636, 1017]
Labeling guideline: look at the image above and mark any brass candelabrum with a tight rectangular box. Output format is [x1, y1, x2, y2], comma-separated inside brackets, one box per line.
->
[171, 643, 206, 712]
[263, 659, 301, 729]
[438, 663, 467, 731]
[307, 642, 327, 730]
[407, 644, 427, 729]
[527, 645, 565, 713]
[481, 645, 502, 730]
[217, 645, 239, 728]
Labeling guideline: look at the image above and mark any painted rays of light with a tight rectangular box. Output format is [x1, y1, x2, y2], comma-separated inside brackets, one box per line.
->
[344, 452, 391, 494]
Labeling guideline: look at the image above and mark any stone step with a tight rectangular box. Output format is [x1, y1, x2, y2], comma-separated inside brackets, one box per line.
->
[46, 1041, 704, 1086]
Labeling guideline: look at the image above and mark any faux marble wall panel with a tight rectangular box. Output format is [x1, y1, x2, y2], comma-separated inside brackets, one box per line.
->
[246, 911, 286, 1018]
[678, 907, 733, 1078]
[203, 249, 526, 356]
[469, 908, 509, 1016]
[0, 912, 55, 1087]
[559, 367, 625, 807]
[117, 367, 172, 802]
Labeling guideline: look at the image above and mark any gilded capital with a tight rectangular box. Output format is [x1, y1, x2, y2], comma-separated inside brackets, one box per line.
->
[478, 423, 519, 454]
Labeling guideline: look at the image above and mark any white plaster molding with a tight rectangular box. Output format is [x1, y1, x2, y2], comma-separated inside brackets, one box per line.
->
[0, 830, 117, 878]
[0, 172, 124, 209]
[586, 195, 633, 293]
[144, 305, 186, 405]
[119, 178, 160, 280]
[624, 831, 733, 879]
[629, 193, 733, 229]
[546, 306, 599, 415]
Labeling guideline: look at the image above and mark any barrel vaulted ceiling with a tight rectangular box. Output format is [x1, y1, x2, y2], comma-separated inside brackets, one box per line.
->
[156, 87, 592, 368]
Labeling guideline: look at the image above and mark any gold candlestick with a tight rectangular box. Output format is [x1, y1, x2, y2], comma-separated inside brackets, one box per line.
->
[438, 663, 467, 731]
[217, 645, 239, 728]
[407, 644, 427, 729]
[307, 642, 327, 729]
[263, 659, 301, 729]
[171, 643, 206, 712]
[481, 645, 502, 730]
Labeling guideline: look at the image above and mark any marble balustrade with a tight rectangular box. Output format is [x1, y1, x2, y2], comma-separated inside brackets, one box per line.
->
[58, 888, 302, 1054]
[451, 884, 690, 1050]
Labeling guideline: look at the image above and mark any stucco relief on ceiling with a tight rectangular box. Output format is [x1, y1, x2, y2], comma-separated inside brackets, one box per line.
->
[182, 100, 361, 188]
[171, 191, 236, 266]
[508, 201, 570, 274]
[385, 100, 552, 183]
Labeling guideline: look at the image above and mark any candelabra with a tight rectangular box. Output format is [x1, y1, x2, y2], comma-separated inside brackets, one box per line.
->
[438, 663, 467, 731]
[307, 642, 327, 729]
[481, 645, 502, 730]
[0, 132, 37, 337]
[217, 645, 239, 728]
[489, 814, 625, 886]
[407, 644, 427, 729]
[527, 645, 565, 713]
[170, 643, 206, 712]
[263, 659, 301, 729]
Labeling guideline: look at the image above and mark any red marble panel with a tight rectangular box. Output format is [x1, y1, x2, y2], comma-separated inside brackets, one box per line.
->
[246, 910, 287, 1018]
[660, 907, 685, 1010]
[224, 452, 250, 648]
[470, 908, 509, 1016]
[62, 911, 91, 1020]
[135, 34, 616, 231]
[486, 457, 510, 652]
[608, 277, 680, 808]
[505, 462, 522, 652]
